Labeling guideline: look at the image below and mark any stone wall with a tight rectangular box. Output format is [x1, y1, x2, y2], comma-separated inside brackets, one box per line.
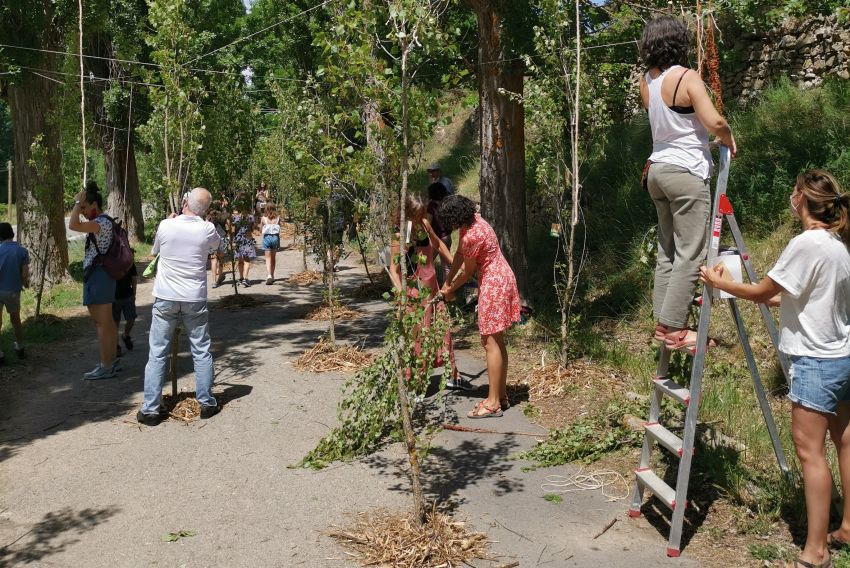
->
[724, 13, 850, 102]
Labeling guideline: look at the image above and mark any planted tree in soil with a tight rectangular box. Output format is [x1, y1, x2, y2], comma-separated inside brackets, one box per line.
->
[301, 0, 453, 528]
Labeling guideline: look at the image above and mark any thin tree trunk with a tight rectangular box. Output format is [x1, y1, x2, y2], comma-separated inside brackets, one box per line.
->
[7, 62, 69, 286]
[562, 0, 582, 366]
[467, 0, 529, 302]
[326, 194, 336, 347]
[396, 42, 426, 527]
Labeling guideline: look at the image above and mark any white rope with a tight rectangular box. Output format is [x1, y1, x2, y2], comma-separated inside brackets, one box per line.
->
[78, 0, 87, 184]
[541, 466, 631, 502]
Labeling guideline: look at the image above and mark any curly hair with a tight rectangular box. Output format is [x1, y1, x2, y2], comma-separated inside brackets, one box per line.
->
[639, 16, 690, 70]
[437, 194, 476, 232]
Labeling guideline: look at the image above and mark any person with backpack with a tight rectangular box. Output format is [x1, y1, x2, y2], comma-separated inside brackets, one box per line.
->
[70, 181, 122, 380]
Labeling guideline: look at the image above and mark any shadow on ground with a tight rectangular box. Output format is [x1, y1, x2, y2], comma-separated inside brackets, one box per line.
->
[0, 506, 120, 566]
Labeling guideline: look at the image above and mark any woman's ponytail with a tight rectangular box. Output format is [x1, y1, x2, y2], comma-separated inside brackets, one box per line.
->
[796, 169, 850, 247]
[834, 192, 850, 248]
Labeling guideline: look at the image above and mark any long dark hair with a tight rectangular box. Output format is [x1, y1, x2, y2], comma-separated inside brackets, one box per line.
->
[796, 170, 850, 246]
[639, 16, 690, 70]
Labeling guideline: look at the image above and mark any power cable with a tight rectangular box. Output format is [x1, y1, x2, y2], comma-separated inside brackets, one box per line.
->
[184, 0, 334, 66]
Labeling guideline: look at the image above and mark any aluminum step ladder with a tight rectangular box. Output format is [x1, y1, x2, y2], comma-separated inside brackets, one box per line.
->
[627, 146, 790, 557]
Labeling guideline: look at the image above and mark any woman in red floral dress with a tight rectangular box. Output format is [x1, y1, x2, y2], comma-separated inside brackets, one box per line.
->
[438, 195, 521, 418]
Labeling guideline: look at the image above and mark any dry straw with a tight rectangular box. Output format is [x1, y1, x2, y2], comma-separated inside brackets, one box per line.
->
[292, 338, 372, 373]
[327, 508, 490, 568]
[304, 303, 360, 321]
[288, 270, 323, 285]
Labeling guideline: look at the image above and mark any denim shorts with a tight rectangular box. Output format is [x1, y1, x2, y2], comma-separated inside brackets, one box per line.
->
[0, 290, 21, 313]
[788, 354, 850, 415]
[262, 234, 280, 251]
[83, 266, 116, 306]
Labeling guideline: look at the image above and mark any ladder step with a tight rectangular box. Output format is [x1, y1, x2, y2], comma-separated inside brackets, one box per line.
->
[653, 377, 691, 406]
[634, 468, 677, 510]
[645, 422, 685, 457]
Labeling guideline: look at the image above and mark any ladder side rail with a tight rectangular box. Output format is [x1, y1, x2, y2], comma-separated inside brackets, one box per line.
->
[724, 212, 792, 380]
[667, 147, 730, 555]
[727, 298, 790, 474]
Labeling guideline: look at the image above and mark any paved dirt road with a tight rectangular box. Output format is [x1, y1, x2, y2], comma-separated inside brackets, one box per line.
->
[0, 243, 699, 567]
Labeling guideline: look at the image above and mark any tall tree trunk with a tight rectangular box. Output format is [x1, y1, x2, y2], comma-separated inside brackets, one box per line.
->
[104, 140, 145, 242]
[87, 34, 145, 242]
[7, 65, 69, 286]
[467, 0, 529, 302]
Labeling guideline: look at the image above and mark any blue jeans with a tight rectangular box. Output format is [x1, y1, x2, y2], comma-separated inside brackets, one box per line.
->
[788, 354, 850, 415]
[142, 299, 216, 414]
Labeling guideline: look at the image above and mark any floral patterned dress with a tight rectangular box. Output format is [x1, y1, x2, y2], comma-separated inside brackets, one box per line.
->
[460, 214, 521, 336]
[231, 213, 256, 259]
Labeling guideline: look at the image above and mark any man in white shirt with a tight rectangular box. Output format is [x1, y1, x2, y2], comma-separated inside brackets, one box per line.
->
[137, 188, 221, 426]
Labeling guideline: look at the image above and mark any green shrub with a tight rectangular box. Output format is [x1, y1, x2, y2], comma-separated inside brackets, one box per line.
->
[727, 78, 850, 232]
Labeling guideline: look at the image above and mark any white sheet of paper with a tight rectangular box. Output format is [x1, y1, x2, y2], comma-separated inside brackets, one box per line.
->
[715, 253, 743, 299]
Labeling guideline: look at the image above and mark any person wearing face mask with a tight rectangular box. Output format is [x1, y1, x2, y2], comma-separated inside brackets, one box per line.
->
[701, 170, 850, 568]
[69, 180, 120, 380]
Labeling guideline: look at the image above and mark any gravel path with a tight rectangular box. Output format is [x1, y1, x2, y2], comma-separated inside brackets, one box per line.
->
[0, 241, 700, 567]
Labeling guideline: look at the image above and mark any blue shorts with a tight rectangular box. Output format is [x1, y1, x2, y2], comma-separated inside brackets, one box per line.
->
[262, 234, 280, 251]
[788, 355, 850, 415]
[112, 297, 137, 322]
[83, 266, 116, 306]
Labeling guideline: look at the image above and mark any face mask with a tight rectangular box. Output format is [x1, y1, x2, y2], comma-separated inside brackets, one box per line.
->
[84, 208, 98, 221]
[790, 192, 800, 218]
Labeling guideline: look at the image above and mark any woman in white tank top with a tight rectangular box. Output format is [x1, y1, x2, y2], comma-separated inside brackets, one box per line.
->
[638, 16, 737, 351]
[261, 203, 281, 285]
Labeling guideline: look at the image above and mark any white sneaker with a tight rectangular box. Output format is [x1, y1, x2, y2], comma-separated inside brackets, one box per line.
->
[84, 365, 117, 380]
[83, 364, 103, 378]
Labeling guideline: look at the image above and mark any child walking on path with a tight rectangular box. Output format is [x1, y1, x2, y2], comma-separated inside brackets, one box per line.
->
[230, 206, 256, 287]
[701, 170, 850, 568]
[438, 195, 521, 417]
[261, 204, 281, 285]
[0, 223, 29, 364]
[113, 258, 138, 358]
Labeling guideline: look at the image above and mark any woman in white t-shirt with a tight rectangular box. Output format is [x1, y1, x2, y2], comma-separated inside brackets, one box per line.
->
[701, 170, 850, 568]
[260, 204, 281, 285]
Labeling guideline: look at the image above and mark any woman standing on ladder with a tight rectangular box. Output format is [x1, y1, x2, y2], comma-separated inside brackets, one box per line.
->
[639, 16, 736, 350]
[702, 170, 850, 568]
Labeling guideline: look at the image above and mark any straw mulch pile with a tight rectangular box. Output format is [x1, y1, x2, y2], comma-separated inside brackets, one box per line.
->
[511, 359, 628, 401]
[288, 270, 323, 286]
[160, 393, 202, 422]
[328, 509, 490, 568]
[350, 275, 392, 299]
[292, 338, 373, 373]
[304, 302, 361, 321]
[216, 294, 267, 311]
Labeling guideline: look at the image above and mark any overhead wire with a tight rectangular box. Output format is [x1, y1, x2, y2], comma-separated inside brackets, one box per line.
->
[184, 0, 334, 66]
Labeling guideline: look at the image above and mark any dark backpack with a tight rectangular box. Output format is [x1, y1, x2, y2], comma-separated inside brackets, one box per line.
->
[86, 215, 134, 280]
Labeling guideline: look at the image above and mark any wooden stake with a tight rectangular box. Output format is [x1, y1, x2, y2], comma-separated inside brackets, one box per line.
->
[6, 160, 11, 224]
